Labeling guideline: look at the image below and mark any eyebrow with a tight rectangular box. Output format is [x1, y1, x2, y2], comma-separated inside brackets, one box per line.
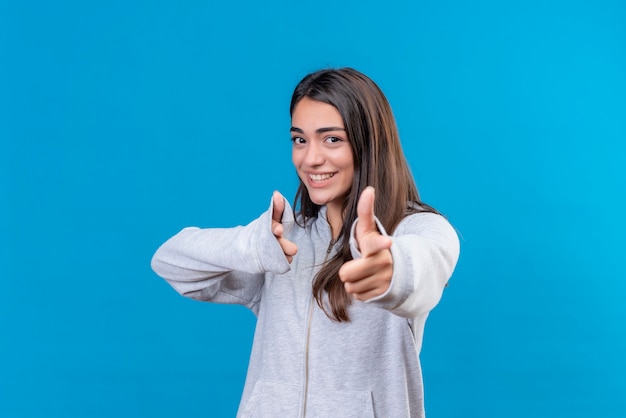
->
[290, 126, 346, 134]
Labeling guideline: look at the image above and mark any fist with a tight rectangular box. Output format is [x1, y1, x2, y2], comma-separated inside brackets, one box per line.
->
[272, 191, 298, 263]
[339, 187, 393, 301]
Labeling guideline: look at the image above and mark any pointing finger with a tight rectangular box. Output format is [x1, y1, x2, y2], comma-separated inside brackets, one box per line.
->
[272, 191, 285, 224]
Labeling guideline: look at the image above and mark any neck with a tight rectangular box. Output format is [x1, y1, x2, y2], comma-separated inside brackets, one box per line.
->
[325, 203, 344, 240]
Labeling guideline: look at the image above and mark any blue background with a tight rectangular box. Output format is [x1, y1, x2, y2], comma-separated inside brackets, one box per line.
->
[2, 0, 625, 417]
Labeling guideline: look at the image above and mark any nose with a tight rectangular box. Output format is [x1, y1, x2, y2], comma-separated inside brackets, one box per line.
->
[303, 141, 325, 166]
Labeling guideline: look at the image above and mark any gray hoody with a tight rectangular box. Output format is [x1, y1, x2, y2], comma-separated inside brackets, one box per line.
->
[151, 196, 460, 418]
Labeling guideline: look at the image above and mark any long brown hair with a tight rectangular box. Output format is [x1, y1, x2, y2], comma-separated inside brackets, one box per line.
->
[290, 68, 438, 322]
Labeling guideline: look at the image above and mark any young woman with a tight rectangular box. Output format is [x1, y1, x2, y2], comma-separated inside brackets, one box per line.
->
[151, 68, 460, 417]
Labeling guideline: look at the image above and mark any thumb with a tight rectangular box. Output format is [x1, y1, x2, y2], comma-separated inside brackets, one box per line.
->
[355, 187, 378, 241]
[355, 187, 392, 257]
[272, 191, 285, 224]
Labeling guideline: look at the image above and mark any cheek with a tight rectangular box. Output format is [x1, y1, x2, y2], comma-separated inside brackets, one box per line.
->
[341, 149, 355, 170]
[292, 152, 306, 180]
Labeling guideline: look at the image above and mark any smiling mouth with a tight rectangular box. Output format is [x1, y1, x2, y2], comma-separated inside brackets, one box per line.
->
[309, 173, 335, 182]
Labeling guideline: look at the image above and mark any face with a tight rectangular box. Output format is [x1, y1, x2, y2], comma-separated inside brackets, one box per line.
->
[291, 97, 354, 214]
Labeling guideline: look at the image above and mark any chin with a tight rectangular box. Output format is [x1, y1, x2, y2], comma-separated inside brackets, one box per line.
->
[308, 197, 328, 206]
[305, 192, 330, 206]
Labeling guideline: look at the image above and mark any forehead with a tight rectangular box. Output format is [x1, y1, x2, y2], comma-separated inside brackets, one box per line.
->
[291, 97, 344, 128]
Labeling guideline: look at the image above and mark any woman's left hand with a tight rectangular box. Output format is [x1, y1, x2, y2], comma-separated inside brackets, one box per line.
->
[339, 187, 393, 301]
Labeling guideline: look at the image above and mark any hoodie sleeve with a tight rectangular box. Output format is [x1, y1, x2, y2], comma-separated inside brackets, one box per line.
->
[349, 212, 460, 319]
[151, 195, 294, 310]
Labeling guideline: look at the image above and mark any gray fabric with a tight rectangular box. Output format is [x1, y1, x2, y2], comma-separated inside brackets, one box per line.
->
[151, 195, 460, 417]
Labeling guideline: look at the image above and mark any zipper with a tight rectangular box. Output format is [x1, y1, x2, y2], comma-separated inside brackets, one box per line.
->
[301, 237, 336, 418]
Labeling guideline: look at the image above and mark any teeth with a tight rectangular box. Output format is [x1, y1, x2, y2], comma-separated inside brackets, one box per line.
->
[310, 173, 334, 181]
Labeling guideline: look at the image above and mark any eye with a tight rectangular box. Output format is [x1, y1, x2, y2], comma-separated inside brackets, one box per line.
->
[325, 136, 342, 144]
[291, 136, 306, 145]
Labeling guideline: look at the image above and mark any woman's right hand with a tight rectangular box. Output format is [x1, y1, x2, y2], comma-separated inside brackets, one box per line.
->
[272, 191, 298, 263]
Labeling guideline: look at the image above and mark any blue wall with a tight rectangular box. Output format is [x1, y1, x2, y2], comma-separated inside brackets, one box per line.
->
[2, 1, 625, 416]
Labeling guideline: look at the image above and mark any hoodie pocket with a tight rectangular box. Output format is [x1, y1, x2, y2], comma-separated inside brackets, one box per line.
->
[239, 381, 302, 418]
[306, 387, 375, 418]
